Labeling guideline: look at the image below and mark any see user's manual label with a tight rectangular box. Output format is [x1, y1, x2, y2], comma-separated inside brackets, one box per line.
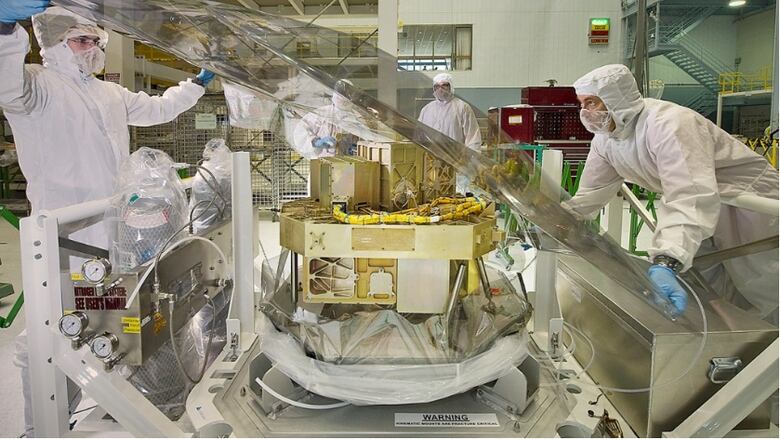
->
[394, 413, 500, 428]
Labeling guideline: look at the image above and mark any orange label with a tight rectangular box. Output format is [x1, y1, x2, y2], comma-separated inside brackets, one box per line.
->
[152, 312, 167, 334]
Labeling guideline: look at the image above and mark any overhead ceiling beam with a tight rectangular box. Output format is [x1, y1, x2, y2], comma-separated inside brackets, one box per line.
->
[339, 0, 350, 14]
[288, 0, 305, 15]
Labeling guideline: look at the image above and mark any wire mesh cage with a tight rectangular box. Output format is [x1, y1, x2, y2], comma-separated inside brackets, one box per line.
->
[131, 93, 309, 209]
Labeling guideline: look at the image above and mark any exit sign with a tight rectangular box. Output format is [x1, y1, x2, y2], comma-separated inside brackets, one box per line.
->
[589, 18, 610, 45]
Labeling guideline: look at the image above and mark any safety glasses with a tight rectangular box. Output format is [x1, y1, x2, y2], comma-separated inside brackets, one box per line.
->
[67, 36, 101, 48]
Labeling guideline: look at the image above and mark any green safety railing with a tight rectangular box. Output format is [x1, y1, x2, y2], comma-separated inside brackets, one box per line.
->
[561, 160, 585, 197]
[0, 204, 22, 329]
[0, 164, 23, 199]
[490, 145, 658, 259]
[627, 185, 658, 256]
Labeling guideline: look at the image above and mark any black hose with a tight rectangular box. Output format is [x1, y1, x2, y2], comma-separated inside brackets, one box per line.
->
[516, 272, 528, 302]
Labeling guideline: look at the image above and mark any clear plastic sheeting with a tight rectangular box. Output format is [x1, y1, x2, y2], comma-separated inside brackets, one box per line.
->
[222, 80, 275, 130]
[252, 248, 533, 404]
[256, 312, 529, 406]
[189, 138, 232, 234]
[120, 291, 229, 420]
[54, 0, 689, 324]
[53, 0, 713, 410]
[108, 147, 188, 271]
[260, 256, 532, 364]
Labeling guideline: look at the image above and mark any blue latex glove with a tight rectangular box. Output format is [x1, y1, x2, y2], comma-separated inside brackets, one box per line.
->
[313, 136, 336, 149]
[0, 0, 49, 23]
[195, 69, 215, 87]
[648, 265, 688, 316]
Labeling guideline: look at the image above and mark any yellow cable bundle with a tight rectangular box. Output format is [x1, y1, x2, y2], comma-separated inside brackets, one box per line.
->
[332, 197, 486, 225]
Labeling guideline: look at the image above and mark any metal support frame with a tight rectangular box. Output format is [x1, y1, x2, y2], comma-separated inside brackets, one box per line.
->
[228, 152, 255, 348]
[622, 184, 657, 255]
[21, 213, 73, 437]
[693, 235, 779, 270]
[722, 193, 780, 217]
[532, 149, 563, 347]
[604, 195, 624, 244]
[663, 339, 780, 438]
[23, 196, 191, 436]
[20, 152, 253, 436]
[633, 0, 649, 95]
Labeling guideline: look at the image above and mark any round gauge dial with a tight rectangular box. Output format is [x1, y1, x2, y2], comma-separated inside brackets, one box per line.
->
[91, 333, 118, 359]
[81, 258, 112, 284]
[58, 312, 88, 338]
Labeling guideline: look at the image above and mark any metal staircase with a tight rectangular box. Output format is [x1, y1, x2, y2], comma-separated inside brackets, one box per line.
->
[683, 88, 718, 116]
[631, 2, 729, 117]
[656, 43, 725, 94]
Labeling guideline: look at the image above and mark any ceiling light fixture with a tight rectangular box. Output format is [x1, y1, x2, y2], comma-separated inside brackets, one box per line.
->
[728, 0, 747, 6]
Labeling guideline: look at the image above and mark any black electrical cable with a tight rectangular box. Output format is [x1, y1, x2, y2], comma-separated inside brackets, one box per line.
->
[516, 272, 528, 302]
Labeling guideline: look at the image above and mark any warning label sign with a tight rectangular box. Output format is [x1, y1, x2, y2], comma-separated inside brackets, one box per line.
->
[394, 413, 499, 428]
[121, 316, 141, 334]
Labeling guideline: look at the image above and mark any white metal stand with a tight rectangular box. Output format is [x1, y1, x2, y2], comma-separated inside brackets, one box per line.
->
[228, 151, 257, 354]
[21, 212, 75, 437]
[20, 152, 253, 436]
[604, 195, 624, 244]
[532, 150, 562, 349]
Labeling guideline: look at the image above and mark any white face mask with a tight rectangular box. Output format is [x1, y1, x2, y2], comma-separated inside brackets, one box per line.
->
[73, 46, 105, 75]
[433, 87, 453, 102]
[580, 108, 613, 134]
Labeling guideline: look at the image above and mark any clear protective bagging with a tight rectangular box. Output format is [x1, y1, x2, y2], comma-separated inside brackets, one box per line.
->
[108, 147, 188, 272]
[257, 312, 529, 406]
[120, 291, 230, 420]
[188, 138, 232, 234]
[222, 80, 275, 130]
[255, 250, 532, 405]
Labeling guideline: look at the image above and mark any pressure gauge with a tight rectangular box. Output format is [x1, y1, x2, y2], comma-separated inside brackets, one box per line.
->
[91, 332, 118, 359]
[81, 258, 111, 284]
[58, 311, 88, 338]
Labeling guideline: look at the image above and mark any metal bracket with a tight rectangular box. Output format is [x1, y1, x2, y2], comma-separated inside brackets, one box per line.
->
[693, 235, 779, 270]
[708, 357, 743, 384]
[548, 317, 564, 358]
[226, 319, 241, 361]
[57, 237, 110, 260]
[476, 356, 540, 421]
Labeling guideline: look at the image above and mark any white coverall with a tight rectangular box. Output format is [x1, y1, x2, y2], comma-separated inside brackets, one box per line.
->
[418, 96, 482, 151]
[566, 64, 779, 321]
[418, 74, 482, 193]
[417, 72, 481, 151]
[1, 8, 204, 436]
[292, 94, 390, 159]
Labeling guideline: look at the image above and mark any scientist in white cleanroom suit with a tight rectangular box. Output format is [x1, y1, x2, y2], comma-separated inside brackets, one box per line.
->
[0, 3, 214, 435]
[564, 64, 779, 323]
[292, 80, 382, 159]
[418, 73, 481, 150]
[418, 73, 482, 192]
